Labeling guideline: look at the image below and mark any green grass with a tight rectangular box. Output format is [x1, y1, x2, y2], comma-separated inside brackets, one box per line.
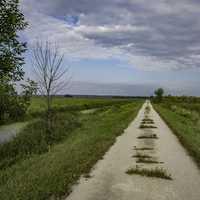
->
[0, 112, 80, 170]
[154, 104, 200, 167]
[126, 166, 172, 180]
[28, 96, 134, 116]
[1, 97, 134, 125]
[0, 101, 142, 199]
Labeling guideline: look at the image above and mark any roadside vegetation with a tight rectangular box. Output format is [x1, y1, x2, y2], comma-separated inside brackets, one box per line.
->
[0, 111, 80, 169]
[0, 100, 142, 199]
[153, 96, 200, 167]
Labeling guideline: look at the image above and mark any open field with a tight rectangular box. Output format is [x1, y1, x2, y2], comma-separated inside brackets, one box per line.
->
[153, 97, 200, 167]
[0, 98, 142, 199]
[1, 96, 137, 125]
[28, 96, 135, 116]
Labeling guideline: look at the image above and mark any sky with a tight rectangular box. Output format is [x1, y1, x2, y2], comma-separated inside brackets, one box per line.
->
[20, 0, 200, 96]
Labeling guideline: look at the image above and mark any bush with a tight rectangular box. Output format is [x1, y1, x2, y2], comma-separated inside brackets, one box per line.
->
[0, 79, 37, 124]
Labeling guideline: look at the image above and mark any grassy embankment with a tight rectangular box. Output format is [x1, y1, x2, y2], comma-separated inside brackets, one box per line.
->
[153, 100, 200, 167]
[0, 99, 142, 199]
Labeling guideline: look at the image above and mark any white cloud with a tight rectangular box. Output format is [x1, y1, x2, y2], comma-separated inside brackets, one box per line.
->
[20, 0, 200, 71]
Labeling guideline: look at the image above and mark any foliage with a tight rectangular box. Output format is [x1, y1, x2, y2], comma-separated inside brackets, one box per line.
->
[0, 0, 32, 124]
[154, 88, 164, 103]
[0, 79, 38, 124]
[0, 0, 27, 81]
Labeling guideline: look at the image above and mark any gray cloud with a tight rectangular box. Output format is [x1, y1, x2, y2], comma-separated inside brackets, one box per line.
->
[21, 0, 200, 70]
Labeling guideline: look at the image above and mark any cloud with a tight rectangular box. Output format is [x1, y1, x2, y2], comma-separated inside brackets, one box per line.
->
[20, 0, 200, 70]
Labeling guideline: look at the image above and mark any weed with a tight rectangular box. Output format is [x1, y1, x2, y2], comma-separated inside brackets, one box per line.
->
[126, 166, 172, 180]
[132, 152, 152, 158]
[145, 105, 151, 112]
[139, 124, 157, 129]
[133, 146, 154, 151]
[141, 122, 155, 125]
[136, 157, 163, 164]
[141, 118, 155, 125]
[137, 134, 158, 139]
[142, 118, 154, 122]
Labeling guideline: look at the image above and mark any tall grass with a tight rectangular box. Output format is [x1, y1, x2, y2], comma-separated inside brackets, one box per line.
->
[0, 111, 80, 169]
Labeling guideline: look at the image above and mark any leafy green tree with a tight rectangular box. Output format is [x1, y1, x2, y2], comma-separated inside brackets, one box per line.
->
[0, 0, 37, 123]
[0, 79, 38, 123]
[0, 0, 27, 81]
[154, 88, 164, 102]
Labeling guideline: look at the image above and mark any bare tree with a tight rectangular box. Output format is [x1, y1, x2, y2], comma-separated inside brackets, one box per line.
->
[32, 41, 71, 125]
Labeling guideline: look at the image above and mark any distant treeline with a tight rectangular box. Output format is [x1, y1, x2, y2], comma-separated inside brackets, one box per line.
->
[36, 94, 150, 99]
[33, 95, 200, 102]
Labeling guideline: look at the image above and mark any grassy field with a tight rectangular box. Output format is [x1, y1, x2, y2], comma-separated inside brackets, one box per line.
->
[0, 98, 142, 199]
[153, 98, 200, 167]
[28, 96, 134, 116]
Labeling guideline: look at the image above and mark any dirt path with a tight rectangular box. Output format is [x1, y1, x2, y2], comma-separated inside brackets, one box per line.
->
[0, 122, 28, 143]
[66, 101, 200, 200]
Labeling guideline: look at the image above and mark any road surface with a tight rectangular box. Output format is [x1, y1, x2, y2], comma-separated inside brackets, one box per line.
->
[66, 101, 200, 200]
